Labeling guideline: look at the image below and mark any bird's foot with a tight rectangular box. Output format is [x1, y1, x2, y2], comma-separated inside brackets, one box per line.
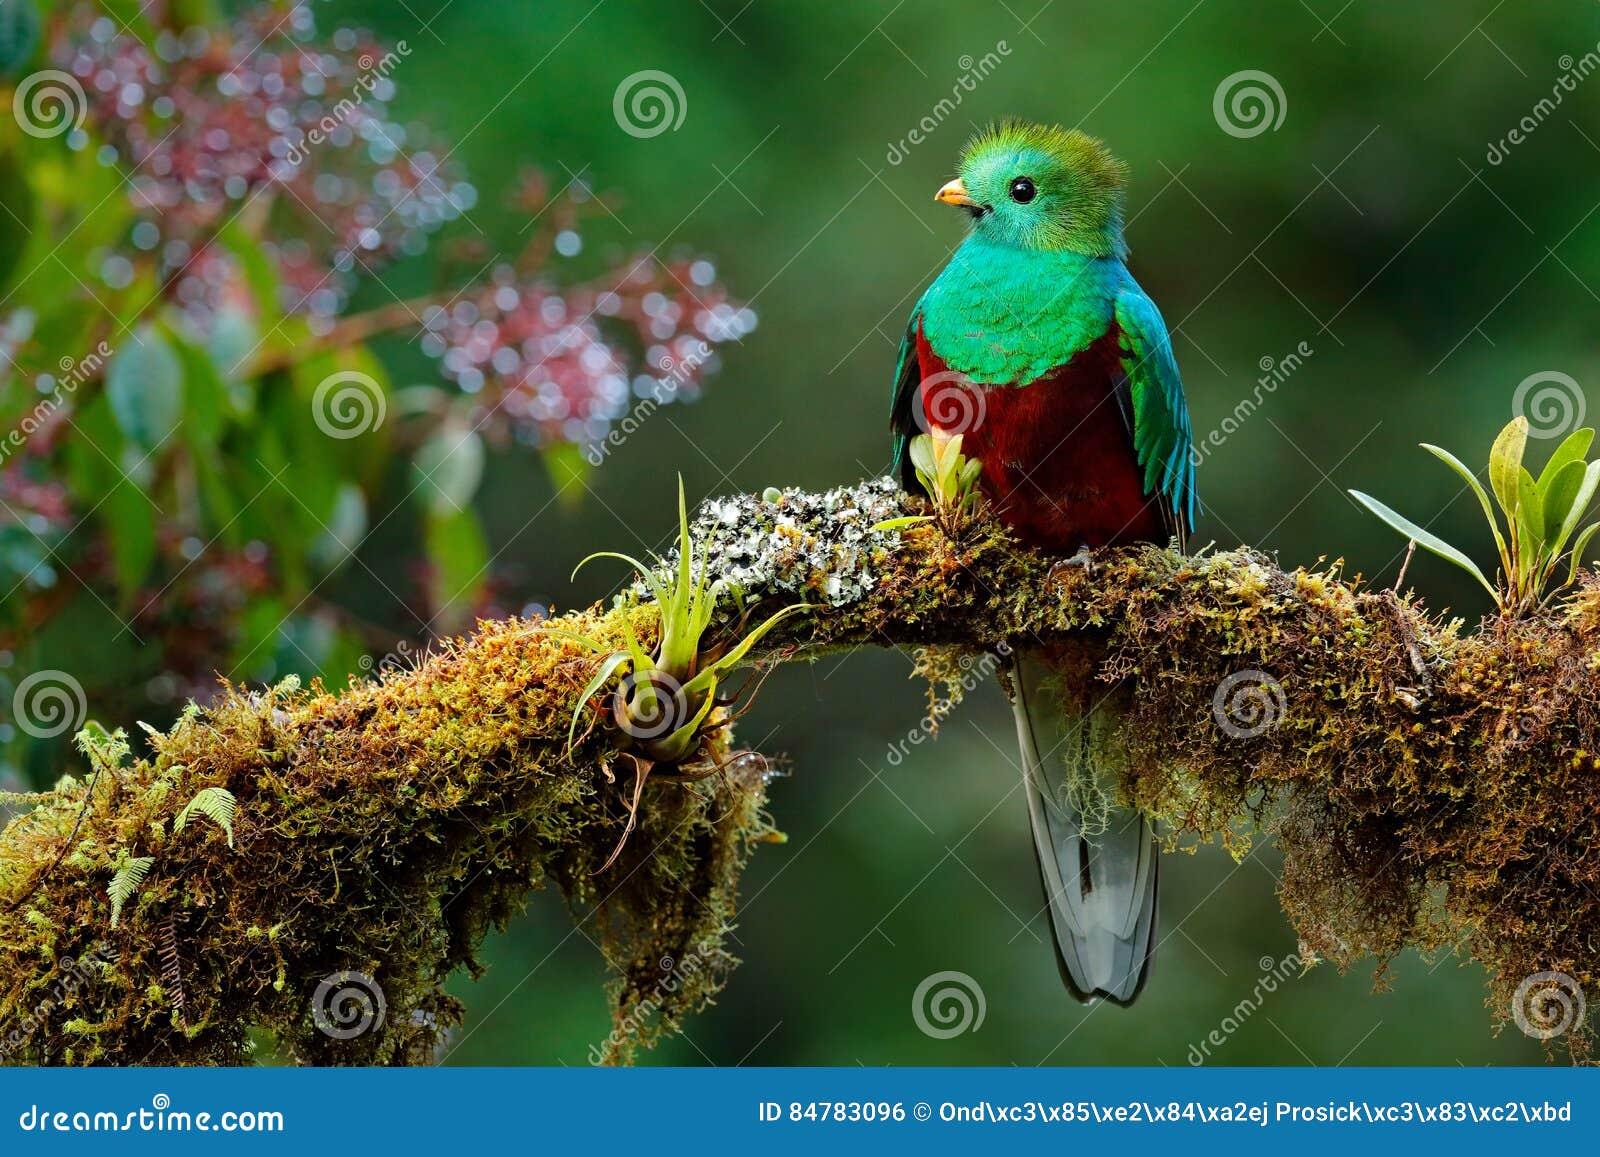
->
[1049, 545, 1096, 583]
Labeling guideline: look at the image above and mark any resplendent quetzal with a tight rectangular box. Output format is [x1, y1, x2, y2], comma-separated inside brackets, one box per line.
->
[890, 122, 1196, 1005]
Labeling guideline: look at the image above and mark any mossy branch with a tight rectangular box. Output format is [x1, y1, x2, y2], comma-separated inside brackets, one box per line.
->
[2, 478, 1598, 1065]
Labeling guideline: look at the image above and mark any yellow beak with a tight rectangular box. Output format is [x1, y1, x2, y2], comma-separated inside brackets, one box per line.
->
[935, 178, 977, 208]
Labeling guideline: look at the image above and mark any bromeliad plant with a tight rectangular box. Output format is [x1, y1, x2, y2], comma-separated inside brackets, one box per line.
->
[557, 482, 807, 868]
[1351, 415, 1600, 616]
[877, 432, 985, 538]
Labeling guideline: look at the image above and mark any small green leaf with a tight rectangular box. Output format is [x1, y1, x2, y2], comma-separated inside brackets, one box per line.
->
[0, 0, 41, 77]
[106, 324, 185, 450]
[413, 420, 485, 514]
[1566, 521, 1600, 589]
[1554, 460, 1600, 562]
[108, 856, 154, 929]
[1349, 490, 1498, 599]
[1540, 459, 1587, 547]
[174, 786, 237, 849]
[541, 442, 591, 510]
[870, 515, 933, 532]
[1420, 443, 1507, 566]
[423, 507, 489, 627]
[1489, 416, 1529, 522]
[567, 650, 630, 755]
[1536, 427, 1594, 495]
[908, 434, 936, 481]
[1515, 466, 1544, 562]
[205, 305, 259, 382]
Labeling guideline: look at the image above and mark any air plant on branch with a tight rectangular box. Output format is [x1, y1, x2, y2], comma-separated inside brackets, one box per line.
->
[874, 431, 983, 539]
[1351, 415, 1600, 616]
[554, 481, 807, 869]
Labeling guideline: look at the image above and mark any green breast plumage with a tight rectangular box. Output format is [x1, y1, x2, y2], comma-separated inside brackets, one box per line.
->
[918, 238, 1120, 386]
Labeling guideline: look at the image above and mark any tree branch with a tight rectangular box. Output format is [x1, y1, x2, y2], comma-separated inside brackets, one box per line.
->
[2, 478, 1596, 1064]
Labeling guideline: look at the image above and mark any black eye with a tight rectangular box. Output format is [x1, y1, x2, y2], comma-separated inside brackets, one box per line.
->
[1009, 176, 1036, 204]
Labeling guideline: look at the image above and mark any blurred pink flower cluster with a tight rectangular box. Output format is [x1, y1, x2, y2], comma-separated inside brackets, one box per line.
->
[423, 251, 755, 449]
[56, 3, 473, 333]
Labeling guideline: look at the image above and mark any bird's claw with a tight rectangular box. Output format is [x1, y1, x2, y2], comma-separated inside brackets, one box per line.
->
[1048, 545, 1096, 583]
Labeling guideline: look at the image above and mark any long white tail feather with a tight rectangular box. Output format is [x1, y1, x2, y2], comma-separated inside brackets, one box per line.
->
[1012, 654, 1158, 1005]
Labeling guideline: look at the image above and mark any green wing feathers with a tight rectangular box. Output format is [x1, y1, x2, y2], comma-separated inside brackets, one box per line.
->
[889, 301, 925, 490]
[1114, 285, 1197, 535]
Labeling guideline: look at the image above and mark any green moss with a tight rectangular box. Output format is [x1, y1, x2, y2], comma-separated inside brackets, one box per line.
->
[2, 488, 1598, 1063]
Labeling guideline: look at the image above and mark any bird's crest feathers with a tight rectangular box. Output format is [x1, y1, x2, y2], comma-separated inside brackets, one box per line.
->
[955, 121, 1129, 257]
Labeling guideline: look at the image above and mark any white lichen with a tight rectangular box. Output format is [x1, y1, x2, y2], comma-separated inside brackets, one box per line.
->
[633, 477, 912, 611]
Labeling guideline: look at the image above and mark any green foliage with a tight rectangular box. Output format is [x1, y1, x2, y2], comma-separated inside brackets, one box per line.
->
[902, 432, 983, 537]
[108, 855, 152, 929]
[1351, 415, 1600, 615]
[173, 786, 237, 850]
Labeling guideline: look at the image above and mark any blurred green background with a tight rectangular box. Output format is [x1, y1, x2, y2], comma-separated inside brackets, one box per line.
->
[20, 0, 1600, 1064]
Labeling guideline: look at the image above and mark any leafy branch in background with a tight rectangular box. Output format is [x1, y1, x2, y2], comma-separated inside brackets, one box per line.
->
[1351, 416, 1600, 615]
[0, 0, 747, 787]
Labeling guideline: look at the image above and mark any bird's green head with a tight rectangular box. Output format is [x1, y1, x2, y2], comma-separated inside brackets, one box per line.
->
[936, 121, 1129, 258]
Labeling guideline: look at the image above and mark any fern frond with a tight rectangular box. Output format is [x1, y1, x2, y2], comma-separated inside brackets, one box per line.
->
[159, 916, 188, 1029]
[108, 857, 154, 928]
[175, 786, 238, 849]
